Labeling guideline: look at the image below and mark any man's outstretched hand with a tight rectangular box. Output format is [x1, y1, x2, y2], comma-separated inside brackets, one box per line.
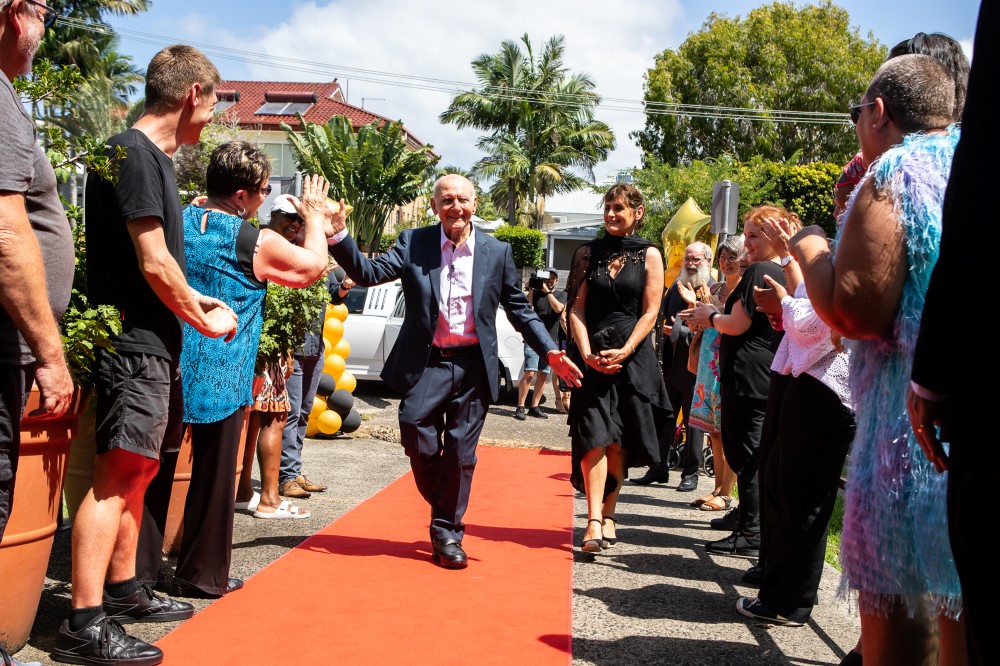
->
[546, 350, 583, 388]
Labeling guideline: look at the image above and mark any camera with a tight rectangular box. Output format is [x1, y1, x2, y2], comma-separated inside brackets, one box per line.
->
[528, 268, 550, 291]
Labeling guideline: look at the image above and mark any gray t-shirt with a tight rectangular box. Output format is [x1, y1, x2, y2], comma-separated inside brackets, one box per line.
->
[0, 71, 75, 365]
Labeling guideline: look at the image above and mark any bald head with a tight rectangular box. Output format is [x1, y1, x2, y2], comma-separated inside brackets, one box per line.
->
[431, 174, 478, 245]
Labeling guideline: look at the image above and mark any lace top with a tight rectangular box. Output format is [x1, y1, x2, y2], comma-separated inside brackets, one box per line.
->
[769, 282, 851, 408]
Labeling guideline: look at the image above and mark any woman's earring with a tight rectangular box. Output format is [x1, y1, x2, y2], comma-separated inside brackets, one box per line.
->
[238, 207, 247, 218]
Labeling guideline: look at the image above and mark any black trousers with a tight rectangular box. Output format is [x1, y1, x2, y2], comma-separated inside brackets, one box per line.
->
[720, 382, 767, 534]
[948, 433, 987, 665]
[758, 371, 791, 568]
[758, 374, 854, 621]
[398, 348, 491, 543]
[137, 409, 243, 596]
[0, 364, 30, 543]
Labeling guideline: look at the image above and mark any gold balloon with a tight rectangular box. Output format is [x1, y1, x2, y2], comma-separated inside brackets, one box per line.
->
[326, 304, 337, 320]
[331, 302, 349, 322]
[336, 371, 357, 394]
[311, 396, 327, 418]
[305, 417, 320, 438]
[323, 316, 344, 344]
[661, 197, 717, 288]
[324, 353, 346, 380]
[317, 409, 342, 435]
[333, 338, 351, 358]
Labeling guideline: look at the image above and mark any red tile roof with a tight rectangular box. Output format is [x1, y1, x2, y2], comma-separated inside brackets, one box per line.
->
[217, 79, 434, 154]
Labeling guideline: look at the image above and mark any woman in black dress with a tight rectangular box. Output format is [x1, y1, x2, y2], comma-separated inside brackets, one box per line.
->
[567, 183, 670, 552]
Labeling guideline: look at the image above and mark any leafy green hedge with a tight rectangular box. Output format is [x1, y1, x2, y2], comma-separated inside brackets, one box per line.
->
[493, 224, 545, 268]
[377, 230, 398, 254]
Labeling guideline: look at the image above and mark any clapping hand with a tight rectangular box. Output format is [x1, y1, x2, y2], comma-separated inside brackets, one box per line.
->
[753, 274, 786, 315]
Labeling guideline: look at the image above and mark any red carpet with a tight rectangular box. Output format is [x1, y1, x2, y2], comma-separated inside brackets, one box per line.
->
[157, 446, 574, 664]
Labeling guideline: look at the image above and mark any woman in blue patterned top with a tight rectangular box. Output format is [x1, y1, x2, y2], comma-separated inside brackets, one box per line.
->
[170, 142, 343, 598]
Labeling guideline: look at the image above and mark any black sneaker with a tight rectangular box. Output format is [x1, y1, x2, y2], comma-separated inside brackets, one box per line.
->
[53, 615, 163, 665]
[513, 407, 527, 421]
[103, 583, 194, 624]
[526, 406, 548, 419]
[741, 564, 763, 585]
[735, 596, 805, 627]
[709, 506, 740, 531]
[706, 531, 760, 557]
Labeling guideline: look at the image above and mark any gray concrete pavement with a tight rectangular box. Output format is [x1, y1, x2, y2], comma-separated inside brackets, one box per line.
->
[14, 379, 859, 665]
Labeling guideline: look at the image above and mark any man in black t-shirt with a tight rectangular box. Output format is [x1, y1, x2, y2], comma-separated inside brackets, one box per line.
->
[57, 45, 239, 666]
[514, 268, 567, 419]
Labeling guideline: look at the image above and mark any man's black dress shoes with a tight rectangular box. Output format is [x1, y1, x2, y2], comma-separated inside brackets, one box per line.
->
[630, 467, 669, 486]
[170, 577, 243, 599]
[677, 476, 699, 492]
[431, 538, 468, 569]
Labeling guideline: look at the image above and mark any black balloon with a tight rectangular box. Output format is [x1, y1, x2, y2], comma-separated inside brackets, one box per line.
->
[326, 389, 355, 416]
[340, 409, 362, 433]
[317, 373, 337, 397]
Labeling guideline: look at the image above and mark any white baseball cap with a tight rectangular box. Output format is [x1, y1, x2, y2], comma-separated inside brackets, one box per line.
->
[270, 194, 297, 216]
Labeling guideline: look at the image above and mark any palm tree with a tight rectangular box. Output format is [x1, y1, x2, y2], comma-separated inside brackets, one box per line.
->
[441, 34, 615, 227]
[283, 115, 439, 253]
[38, 1, 151, 77]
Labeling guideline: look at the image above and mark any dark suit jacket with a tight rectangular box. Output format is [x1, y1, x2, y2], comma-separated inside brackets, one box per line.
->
[330, 225, 556, 402]
[911, 1, 993, 446]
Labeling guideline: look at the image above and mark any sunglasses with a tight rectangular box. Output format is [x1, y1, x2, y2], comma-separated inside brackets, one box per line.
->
[258, 184, 273, 196]
[849, 101, 876, 124]
[24, 0, 58, 29]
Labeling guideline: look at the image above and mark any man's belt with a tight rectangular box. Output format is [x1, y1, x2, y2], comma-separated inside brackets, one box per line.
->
[433, 345, 478, 357]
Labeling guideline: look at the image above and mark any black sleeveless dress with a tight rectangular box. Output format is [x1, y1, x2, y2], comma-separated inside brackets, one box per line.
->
[567, 236, 671, 495]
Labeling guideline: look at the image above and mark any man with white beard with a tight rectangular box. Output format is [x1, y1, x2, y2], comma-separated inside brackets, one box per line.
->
[1, 2, 74, 664]
[633, 242, 714, 491]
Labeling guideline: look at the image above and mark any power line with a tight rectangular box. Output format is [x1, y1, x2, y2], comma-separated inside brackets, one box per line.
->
[56, 16, 853, 126]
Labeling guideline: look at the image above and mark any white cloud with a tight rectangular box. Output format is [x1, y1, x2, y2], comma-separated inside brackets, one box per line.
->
[229, 0, 687, 183]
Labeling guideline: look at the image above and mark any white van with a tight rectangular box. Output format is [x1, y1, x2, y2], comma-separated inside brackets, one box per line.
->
[340, 280, 527, 402]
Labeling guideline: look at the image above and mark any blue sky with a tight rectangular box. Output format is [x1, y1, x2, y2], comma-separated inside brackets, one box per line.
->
[106, 0, 981, 180]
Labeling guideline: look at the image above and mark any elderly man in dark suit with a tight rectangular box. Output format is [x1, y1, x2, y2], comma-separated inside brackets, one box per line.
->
[330, 174, 582, 569]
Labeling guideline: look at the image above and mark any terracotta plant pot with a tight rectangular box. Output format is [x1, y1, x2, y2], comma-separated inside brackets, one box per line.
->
[162, 408, 250, 556]
[0, 385, 86, 653]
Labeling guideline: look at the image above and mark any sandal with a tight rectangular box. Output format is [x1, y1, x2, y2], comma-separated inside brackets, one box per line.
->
[691, 490, 720, 508]
[234, 490, 260, 513]
[602, 516, 618, 547]
[254, 499, 311, 520]
[579, 518, 605, 553]
[700, 494, 733, 511]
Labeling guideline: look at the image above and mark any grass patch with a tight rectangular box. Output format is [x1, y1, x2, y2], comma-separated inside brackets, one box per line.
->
[825, 491, 845, 571]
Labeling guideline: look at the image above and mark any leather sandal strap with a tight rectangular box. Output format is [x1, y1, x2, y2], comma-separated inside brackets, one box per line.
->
[602, 515, 616, 524]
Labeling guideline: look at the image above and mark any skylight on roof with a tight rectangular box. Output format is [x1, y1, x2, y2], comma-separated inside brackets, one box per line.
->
[255, 101, 313, 115]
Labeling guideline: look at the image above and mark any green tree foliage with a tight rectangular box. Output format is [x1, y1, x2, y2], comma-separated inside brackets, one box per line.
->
[493, 225, 545, 268]
[442, 34, 615, 227]
[630, 153, 842, 244]
[38, 1, 150, 79]
[14, 62, 124, 385]
[283, 115, 438, 253]
[630, 155, 775, 246]
[173, 119, 245, 203]
[764, 161, 841, 234]
[634, 1, 885, 165]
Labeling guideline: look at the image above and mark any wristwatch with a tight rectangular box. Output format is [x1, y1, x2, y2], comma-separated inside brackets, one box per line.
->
[780, 255, 794, 267]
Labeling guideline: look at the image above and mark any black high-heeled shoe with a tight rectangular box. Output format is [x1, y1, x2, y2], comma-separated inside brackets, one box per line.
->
[602, 516, 618, 546]
[579, 518, 605, 553]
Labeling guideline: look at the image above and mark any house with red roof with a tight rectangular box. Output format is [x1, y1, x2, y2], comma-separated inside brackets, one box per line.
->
[215, 79, 437, 229]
